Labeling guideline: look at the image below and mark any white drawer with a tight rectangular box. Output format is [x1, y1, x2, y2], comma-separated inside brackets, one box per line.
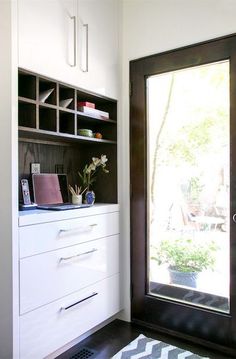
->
[19, 211, 119, 257]
[20, 274, 120, 359]
[20, 235, 119, 314]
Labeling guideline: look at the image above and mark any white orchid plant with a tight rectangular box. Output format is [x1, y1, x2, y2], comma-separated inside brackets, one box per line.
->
[78, 154, 109, 192]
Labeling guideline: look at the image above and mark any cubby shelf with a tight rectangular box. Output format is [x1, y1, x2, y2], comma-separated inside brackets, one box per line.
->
[19, 127, 117, 144]
[18, 69, 117, 145]
[77, 110, 117, 124]
[18, 68, 118, 204]
[39, 102, 58, 110]
[19, 96, 37, 104]
[59, 107, 76, 114]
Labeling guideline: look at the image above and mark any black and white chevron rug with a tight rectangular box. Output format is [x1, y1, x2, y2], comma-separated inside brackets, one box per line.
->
[112, 334, 209, 359]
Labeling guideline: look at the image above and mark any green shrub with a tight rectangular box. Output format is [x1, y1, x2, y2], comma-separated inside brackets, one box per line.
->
[152, 238, 218, 272]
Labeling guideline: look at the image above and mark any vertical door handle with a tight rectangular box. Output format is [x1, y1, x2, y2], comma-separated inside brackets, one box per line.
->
[70, 15, 77, 67]
[233, 214, 236, 223]
[81, 23, 88, 72]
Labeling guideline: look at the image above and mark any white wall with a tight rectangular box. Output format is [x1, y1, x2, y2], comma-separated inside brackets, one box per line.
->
[119, 0, 236, 320]
[0, 1, 19, 357]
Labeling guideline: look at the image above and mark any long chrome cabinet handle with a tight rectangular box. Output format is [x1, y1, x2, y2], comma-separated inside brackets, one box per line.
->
[61, 292, 98, 311]
[59, 248, 98, 262]
[59, 223, 97, 234]
[83, 24, 88, 72]
[81, 23, 88, 72]
[70, 15, 77, 67]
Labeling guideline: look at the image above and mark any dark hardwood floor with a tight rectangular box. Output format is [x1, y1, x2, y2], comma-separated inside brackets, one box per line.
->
[56, 319, 233, 359]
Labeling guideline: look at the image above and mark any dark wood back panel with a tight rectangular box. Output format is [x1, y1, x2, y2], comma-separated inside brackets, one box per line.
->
[19, 140, 117, 203]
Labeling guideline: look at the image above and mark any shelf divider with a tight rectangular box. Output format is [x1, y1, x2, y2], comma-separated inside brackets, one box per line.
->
[56, 82, 59, 133]
[18, 126, 117, 145]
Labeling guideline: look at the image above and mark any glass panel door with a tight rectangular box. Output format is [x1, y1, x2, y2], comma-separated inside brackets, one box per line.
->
[147, 61, 230, 313]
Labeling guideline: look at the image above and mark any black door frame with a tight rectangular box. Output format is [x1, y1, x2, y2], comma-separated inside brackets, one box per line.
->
[130, 33, 236, 355]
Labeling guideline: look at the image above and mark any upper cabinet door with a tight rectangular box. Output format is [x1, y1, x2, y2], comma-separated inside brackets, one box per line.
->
[18, 0, 119, 99]
[77, 0, 119, 98]
[18, 0, 76, 81]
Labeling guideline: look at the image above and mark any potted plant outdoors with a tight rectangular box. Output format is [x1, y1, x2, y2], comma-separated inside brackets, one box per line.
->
[78, 154, 109, 205]
[152, 238, 218, 288]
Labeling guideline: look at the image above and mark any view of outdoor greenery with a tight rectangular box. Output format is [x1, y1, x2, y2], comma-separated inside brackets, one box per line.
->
[147, 61, 230, 312]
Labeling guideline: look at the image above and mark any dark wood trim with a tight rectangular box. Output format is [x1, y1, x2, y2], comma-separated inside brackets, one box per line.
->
[130, 33, 236, 350]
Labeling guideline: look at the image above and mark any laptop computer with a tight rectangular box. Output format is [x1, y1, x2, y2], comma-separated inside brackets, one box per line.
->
[32, 173, 91, 211]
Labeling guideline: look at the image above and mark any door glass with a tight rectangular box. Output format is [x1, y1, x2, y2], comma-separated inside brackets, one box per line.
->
[147, 61, 230, 313]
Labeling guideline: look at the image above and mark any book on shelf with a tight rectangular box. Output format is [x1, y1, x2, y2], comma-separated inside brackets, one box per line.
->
[77, 101, 95, 109]
[78, 106, 109, 119]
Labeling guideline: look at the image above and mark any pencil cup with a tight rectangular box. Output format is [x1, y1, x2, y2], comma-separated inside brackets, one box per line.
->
[72, 194, 82, 205]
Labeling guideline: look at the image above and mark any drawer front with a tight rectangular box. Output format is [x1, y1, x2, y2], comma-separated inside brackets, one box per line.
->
[19, 211, 119, 257]
[20, 235, 119, 314]
[20, 274, 120, 359]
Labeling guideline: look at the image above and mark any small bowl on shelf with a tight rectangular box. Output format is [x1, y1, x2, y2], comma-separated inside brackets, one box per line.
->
[78, 129, 93, 138]
[39, 88, 54, 103]
[59, 98, 73, 108]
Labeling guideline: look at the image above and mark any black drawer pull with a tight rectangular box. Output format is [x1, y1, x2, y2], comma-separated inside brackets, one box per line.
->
[61, 292, 98, 311]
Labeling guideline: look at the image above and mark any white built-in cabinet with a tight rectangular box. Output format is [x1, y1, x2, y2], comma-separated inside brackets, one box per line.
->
[19, 204, 120, 359]
[0, 0, 121, 358]
[18, 0, 119, 98]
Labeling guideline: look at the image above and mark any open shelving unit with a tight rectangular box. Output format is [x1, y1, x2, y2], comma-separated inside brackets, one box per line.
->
[18, 69, 118, 203]
[18, 69, 117, 144]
